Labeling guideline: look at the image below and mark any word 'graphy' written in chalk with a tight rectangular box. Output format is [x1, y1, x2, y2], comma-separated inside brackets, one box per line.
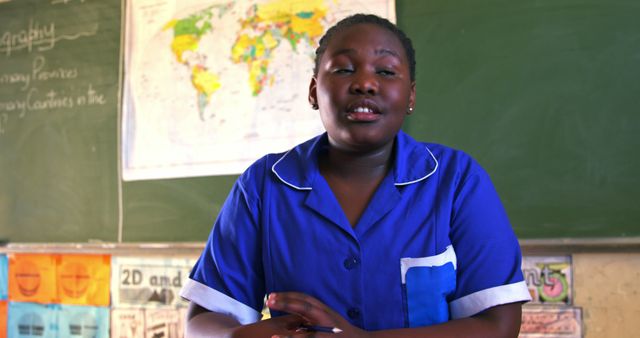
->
[0, 19, 98, 57]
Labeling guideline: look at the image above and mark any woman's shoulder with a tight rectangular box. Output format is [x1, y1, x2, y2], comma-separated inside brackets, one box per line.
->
[423, 142, 475, 164]
[237, 151, 283, 186]
[237, 134, 323, 190]
[398, 131, 473, 162]
[419, 141, 488, 180]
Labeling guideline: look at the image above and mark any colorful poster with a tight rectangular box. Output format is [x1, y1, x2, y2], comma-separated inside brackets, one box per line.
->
[0, 301, 7, 338]
[520, 306, 582, 337]
[7, 302, 57, 338]
[58, 305, 110, 338]
[111, 257, 196, 308]
[8, 254, 111, 305]
[8, 254, 57, 304]
[111, 308, 146, 338]
[56, 254, 111, 306]
[522, 256, 573, 304]
[122, 0, 396, 180]
[0, 255, 7, 300]
[145, 309, 184, 338]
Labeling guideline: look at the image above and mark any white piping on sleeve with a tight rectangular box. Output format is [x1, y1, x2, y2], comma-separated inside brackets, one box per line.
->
[180, 279, 261, 325]
[450, 280, 532, 319]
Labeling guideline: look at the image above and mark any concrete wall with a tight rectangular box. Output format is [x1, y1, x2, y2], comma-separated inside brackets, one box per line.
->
[522, 239, 640, 337]
[574, 253, 640, 337]
[4, 241, 640, 337]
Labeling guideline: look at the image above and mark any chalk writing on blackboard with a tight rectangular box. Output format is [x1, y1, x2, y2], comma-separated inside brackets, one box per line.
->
[51, 0, 85, 5]
[0, 19, 98, 57]
[0, 53, 106, 135]
[0, 113, 7, 134]
[0, 84, 107, 119]
[0, 55, 78, 90]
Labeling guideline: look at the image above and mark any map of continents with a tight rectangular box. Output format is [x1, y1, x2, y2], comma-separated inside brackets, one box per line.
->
[122, 0, 394, 180]
[164, 0, 327, 120]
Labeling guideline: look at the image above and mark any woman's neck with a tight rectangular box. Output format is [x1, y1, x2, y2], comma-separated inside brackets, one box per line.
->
[320, 140, 394, 180]
[318, 139, 395, 227]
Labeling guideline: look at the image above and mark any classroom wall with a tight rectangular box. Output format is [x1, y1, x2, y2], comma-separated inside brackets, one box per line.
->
[2, 0, 640, 337]
[2, 243, 639, 337]
[2, 0, 639, 243]
[520, 239, 640, 337]
[573, 252, 640, 337]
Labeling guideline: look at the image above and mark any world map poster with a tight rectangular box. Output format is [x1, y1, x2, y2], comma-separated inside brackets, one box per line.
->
[122, 0, 396, 180]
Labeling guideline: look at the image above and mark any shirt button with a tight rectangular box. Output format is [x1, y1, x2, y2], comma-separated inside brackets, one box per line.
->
[343, 257, 359, 270]
[347, 307, 361, 319]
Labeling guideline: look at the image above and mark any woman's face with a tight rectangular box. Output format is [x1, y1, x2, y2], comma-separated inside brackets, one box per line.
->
[309, 23, 415, 153]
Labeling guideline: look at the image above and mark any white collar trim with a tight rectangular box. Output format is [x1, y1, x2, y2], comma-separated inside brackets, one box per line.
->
[394, 145, 439, 186]
[271, 149, 312, 190]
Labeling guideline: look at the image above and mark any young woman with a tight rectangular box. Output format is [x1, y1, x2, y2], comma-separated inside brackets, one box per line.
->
[181, 14, 530, 338]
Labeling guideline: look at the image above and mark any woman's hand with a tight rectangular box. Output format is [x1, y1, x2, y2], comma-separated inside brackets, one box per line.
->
[266, 292, 371, 338]
[186, 302, 307, 338]
[230, 314, 308, 338]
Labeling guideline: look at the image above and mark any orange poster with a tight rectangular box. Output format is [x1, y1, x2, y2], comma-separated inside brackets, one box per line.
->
[56, 254, 111, 306]
[8, 254, 57, 304]
[0, 301, 6, 338]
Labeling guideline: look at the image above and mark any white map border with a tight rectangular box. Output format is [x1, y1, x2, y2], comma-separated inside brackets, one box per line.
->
[122, 0, 396, 180]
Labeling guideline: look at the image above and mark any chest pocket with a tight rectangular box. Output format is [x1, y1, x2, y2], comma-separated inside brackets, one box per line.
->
[401, 245, 457, 327]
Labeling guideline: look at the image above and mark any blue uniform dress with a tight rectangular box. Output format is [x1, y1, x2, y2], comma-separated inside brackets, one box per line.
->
[180, 131, 531, 330]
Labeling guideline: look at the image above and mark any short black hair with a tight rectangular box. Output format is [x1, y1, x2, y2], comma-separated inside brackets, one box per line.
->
[313, 13, 416, 81]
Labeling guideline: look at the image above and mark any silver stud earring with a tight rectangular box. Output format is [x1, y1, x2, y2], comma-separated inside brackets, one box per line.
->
[311, 103, 319, 110]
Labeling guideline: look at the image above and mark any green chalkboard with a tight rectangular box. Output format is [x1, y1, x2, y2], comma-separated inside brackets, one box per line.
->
[1, 0, 639, 243]
[397, 0, 640, 238]
[0, 0, 121, 242]
[122, 176, 234, 242]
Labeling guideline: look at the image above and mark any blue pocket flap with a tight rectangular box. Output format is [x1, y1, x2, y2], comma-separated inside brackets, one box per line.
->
[405, 262, 456, 326]
[401, 245, 457, 327]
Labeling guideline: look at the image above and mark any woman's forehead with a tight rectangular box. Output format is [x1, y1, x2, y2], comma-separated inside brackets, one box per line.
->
[324, 23, 405, 56]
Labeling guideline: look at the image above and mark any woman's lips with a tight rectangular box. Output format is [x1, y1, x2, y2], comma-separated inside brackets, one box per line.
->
[345, 104, 381, 122]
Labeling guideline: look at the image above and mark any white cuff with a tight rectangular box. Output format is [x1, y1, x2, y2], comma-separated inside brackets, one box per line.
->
[450, 281, 531, 319]
[179, 279, 261, 325]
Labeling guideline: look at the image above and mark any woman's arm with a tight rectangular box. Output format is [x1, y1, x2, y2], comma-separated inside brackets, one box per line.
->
[185, 302, 307, 338]
[267, 292, 523, 338]
[368, 302, 522, 338]
[185, 303, 237, 338]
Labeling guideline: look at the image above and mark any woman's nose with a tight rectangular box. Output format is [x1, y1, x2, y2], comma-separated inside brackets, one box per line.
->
[350, 71, 378, 95]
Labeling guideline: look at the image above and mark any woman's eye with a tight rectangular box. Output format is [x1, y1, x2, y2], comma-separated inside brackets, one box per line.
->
[334, 68, 353, 74]
[377, 69, 396, 76]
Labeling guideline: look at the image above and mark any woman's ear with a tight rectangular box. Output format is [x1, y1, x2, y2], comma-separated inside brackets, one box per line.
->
[407, 81, 416, 114]
[308, 77, 319, 110]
